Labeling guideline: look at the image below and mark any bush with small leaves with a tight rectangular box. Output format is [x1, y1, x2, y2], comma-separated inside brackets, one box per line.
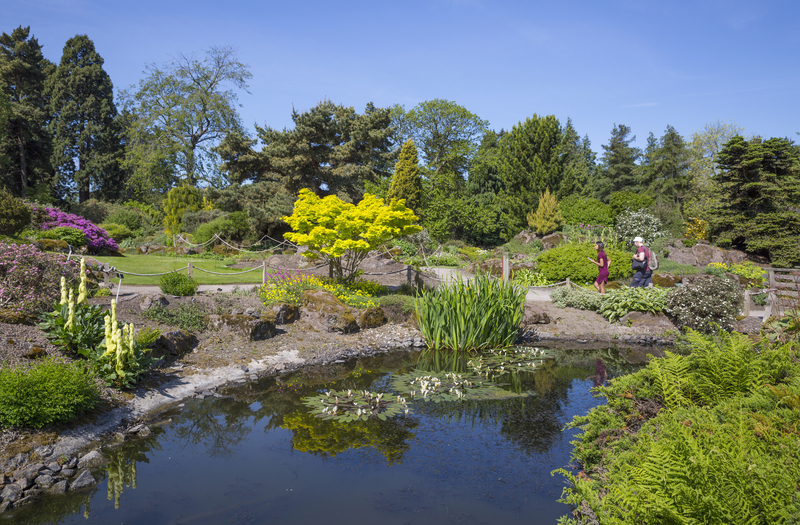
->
[537, 242, 632, 284]
[0, 357, 99, 428]
[0, 188, 32, 236]
[665, 275, 743, 332]
[37, 226, 87, 246]
[101, 223, 135, 243]
[159, 271, 199, 296]
[550, 285, 604, 312]
[614, 209, 667, 247]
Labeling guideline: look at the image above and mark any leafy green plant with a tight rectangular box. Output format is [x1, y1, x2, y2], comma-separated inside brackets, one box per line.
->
[37, 226, 87, 247]
[656, 259, 701, 275]
[512, 268, 550, 287]
[501, 237, 542, 255]
[703, 262, 729, 277]
[0, 357, 99, 428]
[135, 327, 162, 347]
[101, 223, 135, 243]
[550, 285, 604, 312]
[537, 242, 631, 283]
[599, 286, 670, 322]
[302, 389, 411, 422]
[665, 276, 743, 333]
[93, 312, 156, 389]
[159, 271, 199, 296]
[0, 187, 31, 236]
[415, 274, 526, 351]
[39, 270, 106, 357]
[614, 209, 667, 247]
[558, 195, 613, 227]
[141, 303, 207, 332]
[729, 261, 765, 284]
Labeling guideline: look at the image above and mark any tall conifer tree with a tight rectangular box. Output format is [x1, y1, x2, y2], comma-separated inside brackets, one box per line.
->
[47, 34, 121, 203]
[0, 26, 54, 196]
[387, 139, 422, 214]
[592, 124, 640, 202]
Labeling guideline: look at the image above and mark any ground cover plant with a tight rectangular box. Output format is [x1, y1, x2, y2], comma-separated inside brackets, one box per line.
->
[141, 302, 208, 332]
[0, 357, 99, 428]
[599, 286, 670, 322]
[414, 274, 525, 351]
[554, 329, 800, 524]
[550, 285, 604, 312]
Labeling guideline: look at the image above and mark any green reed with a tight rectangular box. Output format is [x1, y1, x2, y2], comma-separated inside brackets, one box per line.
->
[414, 274, 526, 351]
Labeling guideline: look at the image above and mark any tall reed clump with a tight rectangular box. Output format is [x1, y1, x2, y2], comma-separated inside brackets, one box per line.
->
[415, 274, 526, 351]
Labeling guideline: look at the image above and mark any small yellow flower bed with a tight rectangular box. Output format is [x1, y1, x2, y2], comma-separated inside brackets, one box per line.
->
[258, 272, 387, 309]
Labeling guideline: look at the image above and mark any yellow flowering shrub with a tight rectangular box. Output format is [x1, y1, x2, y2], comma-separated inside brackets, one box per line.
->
[684, 217, 709, 241]
[282, 189, 421, 282]
[258, 274, 385, 309]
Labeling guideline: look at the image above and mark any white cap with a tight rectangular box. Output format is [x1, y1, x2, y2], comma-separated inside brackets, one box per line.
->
[633, 236, 643, 243]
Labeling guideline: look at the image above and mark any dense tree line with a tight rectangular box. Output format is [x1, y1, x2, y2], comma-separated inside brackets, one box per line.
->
[2, 25, 798, 265]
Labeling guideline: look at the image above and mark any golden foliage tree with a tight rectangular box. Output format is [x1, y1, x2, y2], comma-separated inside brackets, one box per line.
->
[526, 187, 564, 235]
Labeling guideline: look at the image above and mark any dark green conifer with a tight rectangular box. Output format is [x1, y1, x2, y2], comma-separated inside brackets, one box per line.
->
[387, 139, 422, 214]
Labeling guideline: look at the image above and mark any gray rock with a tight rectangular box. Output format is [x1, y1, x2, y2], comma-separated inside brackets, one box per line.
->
[0, 500, 10, 513]
[66, 457, 78, 469]
[60, 468, 75, 478]
[203, 314, 275, 341]
[1, 483, 21, 503]
[49, 480, 68, 495]
[139, 293, 169, 311]
[35, 475, 54, 488]
[522, 304, 551, 325]
[78, 450, 108, 470]
[38, 468, 55, 477]
[33, 445, 53, 459]
[152, 330, 199, 358]
[618, 312, 676, 332]
[15, 477, 33, 490]
[244, 307, 257, 316]
[6, 453, 28, 469]
[301, 290, 359, 334]
[47, 462, 61, 473]
[69, 470, 97, 490]
[270, 303, 300, 324]
[732, 316, 762, 335]
[14, 463, 43, 481]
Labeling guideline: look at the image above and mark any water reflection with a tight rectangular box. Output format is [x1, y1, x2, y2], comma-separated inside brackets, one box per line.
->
[6, 346, 646, 524]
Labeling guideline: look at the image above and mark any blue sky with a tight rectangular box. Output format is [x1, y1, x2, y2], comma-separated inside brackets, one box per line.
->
[9, 0, 800, 155]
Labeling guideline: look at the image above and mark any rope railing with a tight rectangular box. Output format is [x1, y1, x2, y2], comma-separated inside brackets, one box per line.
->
[194, 265, 264, 276]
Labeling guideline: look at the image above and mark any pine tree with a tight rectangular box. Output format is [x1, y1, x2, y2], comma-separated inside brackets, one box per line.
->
[0, 26, 54, 197]
[592, 124, 641, 202]
[387, 139, 422, 213]
[526, 188, 564, 235]
[47, 34, 122, 203]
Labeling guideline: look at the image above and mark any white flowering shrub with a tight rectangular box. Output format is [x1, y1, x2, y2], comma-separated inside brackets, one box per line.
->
[615, 209, 667, 247]
[665, 276, 743, 333]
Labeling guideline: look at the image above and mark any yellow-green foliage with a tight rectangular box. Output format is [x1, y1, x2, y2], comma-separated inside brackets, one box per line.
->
[162, 185, 201, 235]
[555, 330, 800, 524]
[258, 273, 385, 309]
[387, 139, 422, 214]
[526, 188, 564, 235]
[684, 216, 708, 241]
[283, 189, 421, 282]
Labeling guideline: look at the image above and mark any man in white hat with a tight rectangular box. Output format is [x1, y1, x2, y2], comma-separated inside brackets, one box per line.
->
[631, 236, 652, 288]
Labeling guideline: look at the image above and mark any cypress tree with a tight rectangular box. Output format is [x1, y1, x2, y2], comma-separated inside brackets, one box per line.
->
[527, 188, 564, 235]
[47, 34, 122, 203]
[387, 139, 422, 213]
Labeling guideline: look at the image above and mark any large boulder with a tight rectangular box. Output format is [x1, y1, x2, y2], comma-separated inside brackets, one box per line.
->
[152, 330, 198, 359]
[270, 303, 301, 324]
[512, 229, 538, 245]
[652, 272, 681, 288]
[301, 289, 359, 334]
[204, 314, 276, 341]
[522, 304, 551, 325]
[666, 243, 746, 268]
[541, 233, 567, 251]
[357, 307, 386, 329]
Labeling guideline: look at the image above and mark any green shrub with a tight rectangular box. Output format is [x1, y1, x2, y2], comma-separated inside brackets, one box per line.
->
[599, 286, 670, 322]
[428, 254, 463, 267]
[729, 261, 766, 284]
[608, 191, 654, 218]
[101, 223, 135, 242]
[666, 275, 743, 332]
[0, 188, 32, 236]
[193, 212, 250, 245]
[559, 195, 613, 227]
[550, 285, 603, 311]
[512, 268, 550, 287]
[135, 327, 162, 347]
[415, 275, 526, 351]
[703, 262, 729, 277]
[502, 237, 542, 255]
[37, 226, 87, 246]
[537, 242, 631, 283]
[159, 271, 199, 296]
[71, 198, 114, 224]
[682, 237, 698, 247]
[393, 238, 418, 257]
[0, 358, 99, 428]
[182, 209, 226, 234]
[375, 294, 417, 314]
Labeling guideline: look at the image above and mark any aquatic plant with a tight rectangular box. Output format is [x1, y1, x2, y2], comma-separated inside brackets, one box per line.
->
[303, 389, 411, 422]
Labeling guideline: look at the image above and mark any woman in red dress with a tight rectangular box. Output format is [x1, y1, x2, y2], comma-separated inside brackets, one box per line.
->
[588, 241, 610, 294]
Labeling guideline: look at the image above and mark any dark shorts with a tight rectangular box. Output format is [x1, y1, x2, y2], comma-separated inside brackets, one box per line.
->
[596, 269, 609, 284]
[631, 270, 652, 288]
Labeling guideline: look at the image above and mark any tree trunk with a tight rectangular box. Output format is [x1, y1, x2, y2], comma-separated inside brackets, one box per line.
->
[14, 125, 28, 195]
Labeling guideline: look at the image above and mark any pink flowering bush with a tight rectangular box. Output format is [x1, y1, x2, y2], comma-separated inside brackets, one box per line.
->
[32, 207, 118, 252]
[0, 242, 80, 314]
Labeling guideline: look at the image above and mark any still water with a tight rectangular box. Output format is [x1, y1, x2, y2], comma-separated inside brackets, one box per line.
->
[6, 346, 647, 525]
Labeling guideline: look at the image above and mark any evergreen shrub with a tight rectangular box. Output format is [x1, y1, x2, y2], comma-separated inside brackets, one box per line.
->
[537, 242, 632, 283]
[559, 195, 613, 227]
[159, 271, 199, 296]
[37, 226, 87, 246]
[100, 223, 135, 243]
[182, 209, 225, 234]
[0, 358, 99, 428]
[526, 188, 564, 235]
[0, 188, 31, 236]
[608, 191, 654, 218]
[666, 275, 743, 332]
[105, 207, 145, 232]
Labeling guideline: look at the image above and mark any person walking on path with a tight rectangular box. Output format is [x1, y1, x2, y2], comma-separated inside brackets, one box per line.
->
[631, 236, 653, 288]
[588, 241, 610, 294]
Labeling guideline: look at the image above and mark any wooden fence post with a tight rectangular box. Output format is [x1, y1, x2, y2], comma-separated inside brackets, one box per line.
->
[566, 277, 571, 288]
[502, 252, 509, 282]
[407, 265, 413, 287]
[103, 263, 111, 288]
[262, 262, 267, 284]
[744, 290, 750, 317]
[187, 262, 193, 278]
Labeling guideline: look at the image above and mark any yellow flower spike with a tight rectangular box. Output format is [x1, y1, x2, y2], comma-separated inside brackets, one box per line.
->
[66, 289, 75, 332]
[60, 277, 67, 305]
[110, 299, 117, 328]
[128, 324, 135, 358]
[77, 258, 87, 304]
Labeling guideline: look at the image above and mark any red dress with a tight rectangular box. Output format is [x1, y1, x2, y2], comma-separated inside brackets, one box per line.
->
[596, 251, 609, 284]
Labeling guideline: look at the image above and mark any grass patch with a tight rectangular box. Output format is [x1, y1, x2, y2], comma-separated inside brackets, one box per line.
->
[375, 294, 417, 314]
[141, 303, 207, 332]
[91, 254, 264, 285]
[656, 259, 701, 275]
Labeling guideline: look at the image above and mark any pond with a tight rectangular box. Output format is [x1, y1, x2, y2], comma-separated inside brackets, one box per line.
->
[5, 345, 651, 524]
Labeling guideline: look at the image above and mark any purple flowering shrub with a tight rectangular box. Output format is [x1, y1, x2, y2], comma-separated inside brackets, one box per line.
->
[33, 207, 118, 252]
[0, 242, 80, 314]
